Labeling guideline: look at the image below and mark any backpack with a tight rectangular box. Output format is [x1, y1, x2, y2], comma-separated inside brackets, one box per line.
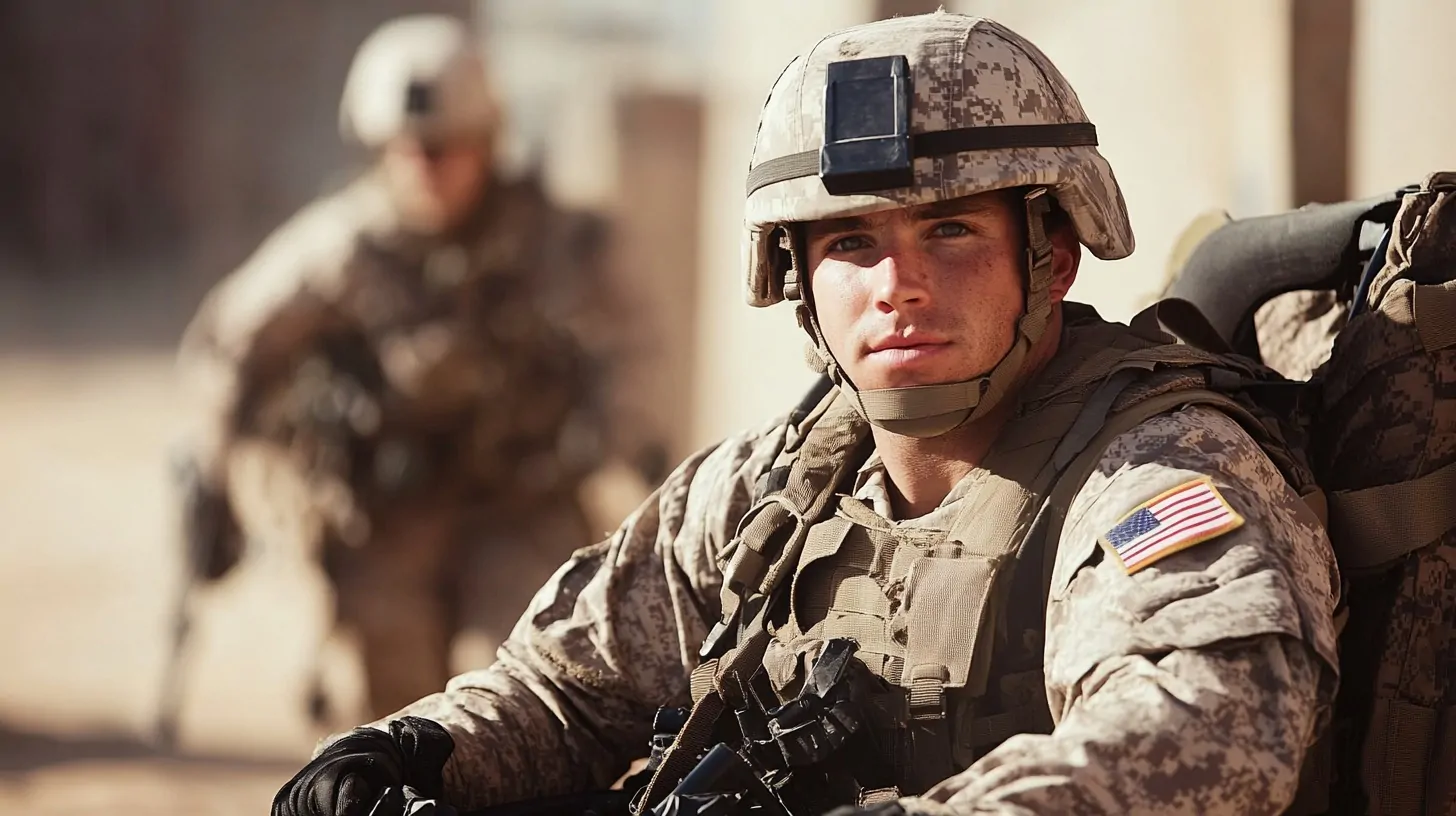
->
[1163, 171, 1456, 816]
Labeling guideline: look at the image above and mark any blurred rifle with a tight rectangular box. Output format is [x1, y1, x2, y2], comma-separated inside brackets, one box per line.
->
[154, 451, 243, 749]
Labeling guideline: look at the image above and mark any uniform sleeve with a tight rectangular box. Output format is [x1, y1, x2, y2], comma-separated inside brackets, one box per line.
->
[367, 420, 789, 811]
[908, 404, 1342, 816]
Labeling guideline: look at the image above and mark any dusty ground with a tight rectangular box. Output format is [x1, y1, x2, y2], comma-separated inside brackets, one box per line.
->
[0, 350, 650, 814]
[0, 352, 370, 813]
[0, 727, 291, 815]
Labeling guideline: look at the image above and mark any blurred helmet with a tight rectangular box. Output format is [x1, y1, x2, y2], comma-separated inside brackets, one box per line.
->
[742, 11, 1135, 437]
[339, 15, 498, 149]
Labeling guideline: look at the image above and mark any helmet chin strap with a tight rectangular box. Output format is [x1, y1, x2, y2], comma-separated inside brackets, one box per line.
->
[796, 188, 1058, 439]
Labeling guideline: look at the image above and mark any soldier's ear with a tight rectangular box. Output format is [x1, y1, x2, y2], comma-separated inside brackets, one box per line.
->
[1047, 216, 1081, 304]
[1048, 227, 1083, 304]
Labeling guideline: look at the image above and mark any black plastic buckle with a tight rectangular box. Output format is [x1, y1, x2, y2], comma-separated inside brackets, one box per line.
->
[698, 604, 741, 662]
[820, 55, 914, 196]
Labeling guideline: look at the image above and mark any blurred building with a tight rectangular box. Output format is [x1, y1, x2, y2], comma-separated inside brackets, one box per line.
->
[0, 0, 471, 348]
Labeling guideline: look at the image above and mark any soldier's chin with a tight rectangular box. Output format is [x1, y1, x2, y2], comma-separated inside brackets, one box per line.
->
[858, 346, 968, 389]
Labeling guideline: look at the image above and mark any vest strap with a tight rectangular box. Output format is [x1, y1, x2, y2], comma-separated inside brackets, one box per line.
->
[689, 659, 718, 704]
[1326, 456, 1456, 569]
[1362, 698, 1440, 816]
[907, 664, 950, 721]
[1429, 705, 1456, 815]
[1415, 278, 1456, 351]
[858, 787, 902, 807]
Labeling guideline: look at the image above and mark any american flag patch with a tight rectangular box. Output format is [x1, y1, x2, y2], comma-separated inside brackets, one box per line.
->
[1099, 478, 1244, 574]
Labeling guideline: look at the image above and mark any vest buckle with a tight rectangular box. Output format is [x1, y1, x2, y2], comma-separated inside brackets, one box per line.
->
[906, 664, 950, 721]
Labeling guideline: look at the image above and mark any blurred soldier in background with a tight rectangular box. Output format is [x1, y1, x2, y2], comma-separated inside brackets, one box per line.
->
[164, 14, 616, 740]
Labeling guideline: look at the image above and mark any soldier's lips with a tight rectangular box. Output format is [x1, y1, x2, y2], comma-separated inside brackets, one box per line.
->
[863, 342, 953, 368]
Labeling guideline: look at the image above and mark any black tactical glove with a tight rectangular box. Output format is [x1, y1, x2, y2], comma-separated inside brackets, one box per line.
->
[271, 716, 455, 816]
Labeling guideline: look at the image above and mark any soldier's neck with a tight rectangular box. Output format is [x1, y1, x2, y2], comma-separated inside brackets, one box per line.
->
[873, 313, 1064, 520]
[870, 405, 1010, 519]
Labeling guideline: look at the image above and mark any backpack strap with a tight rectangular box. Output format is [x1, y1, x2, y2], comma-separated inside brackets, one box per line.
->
[1130, 298, 1235, 355]
[1326, 457, 1456, 570]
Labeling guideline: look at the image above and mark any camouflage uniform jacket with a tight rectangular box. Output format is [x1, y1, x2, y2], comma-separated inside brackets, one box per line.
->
[379, 329, 1343, 815]
[179, 170, 602, 533]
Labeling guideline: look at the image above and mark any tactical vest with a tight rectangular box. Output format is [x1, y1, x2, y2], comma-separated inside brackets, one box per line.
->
[636, 305, 1315, 812]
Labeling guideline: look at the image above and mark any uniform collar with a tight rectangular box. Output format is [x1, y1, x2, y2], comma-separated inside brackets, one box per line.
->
[850, 450, 981, 529]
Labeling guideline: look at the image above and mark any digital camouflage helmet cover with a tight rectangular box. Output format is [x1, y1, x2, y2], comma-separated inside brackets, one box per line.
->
[743, 12, 1133, 437]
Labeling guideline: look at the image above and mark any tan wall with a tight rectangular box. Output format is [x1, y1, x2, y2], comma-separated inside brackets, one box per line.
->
[1351, 0, 1456, 195]
[184, 0, 474, 292]
[690, 0, 875, 447]
[952, 1, 1291, 318]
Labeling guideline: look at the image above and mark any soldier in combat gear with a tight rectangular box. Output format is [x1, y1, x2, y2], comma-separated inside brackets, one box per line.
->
[168, 14, 610, 735]
[272, 12, 1342, 816]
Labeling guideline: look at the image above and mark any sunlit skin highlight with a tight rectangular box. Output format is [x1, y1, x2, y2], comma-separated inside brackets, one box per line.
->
[804, 190, 1082, 518]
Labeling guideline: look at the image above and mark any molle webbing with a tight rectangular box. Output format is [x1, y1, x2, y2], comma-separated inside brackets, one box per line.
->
[635, 398, 868, 814]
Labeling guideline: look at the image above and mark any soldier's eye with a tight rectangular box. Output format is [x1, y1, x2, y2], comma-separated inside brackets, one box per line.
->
[930, 221, 972, 238]
[827, 235, 871, 253]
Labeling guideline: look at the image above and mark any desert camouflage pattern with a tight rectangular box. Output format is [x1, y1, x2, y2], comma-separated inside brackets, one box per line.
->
[745, 11, 1132, 307]
[371, 402, 1338, 815]
[340, 15, 498, 149]
[1303, 172, 1456, 815]
[1254, 289, 1349, 380]
[179, 169, 605, 717]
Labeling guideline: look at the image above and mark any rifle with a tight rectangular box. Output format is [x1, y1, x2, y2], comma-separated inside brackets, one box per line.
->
[372, 639, 871, 816]
[372, 787, 636, 816]
[374, 747, 784, 816]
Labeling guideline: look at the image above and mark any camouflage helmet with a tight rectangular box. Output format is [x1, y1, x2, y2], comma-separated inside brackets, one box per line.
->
[743, 12, 1134, 438]
[744, 11, 1133, 308]
[339, 15, 498, 149]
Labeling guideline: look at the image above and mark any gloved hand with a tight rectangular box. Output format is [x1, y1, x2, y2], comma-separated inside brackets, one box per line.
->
[272, 716, 455, 816]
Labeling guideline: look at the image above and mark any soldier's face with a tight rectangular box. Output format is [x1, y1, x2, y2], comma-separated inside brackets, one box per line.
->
[804, 191, 1074, 391]
[382, 137, 491, 232]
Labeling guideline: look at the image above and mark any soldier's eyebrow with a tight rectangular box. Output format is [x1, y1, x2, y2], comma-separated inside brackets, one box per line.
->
[911, 197, 1001, 221]
[805, 214, 871, 238]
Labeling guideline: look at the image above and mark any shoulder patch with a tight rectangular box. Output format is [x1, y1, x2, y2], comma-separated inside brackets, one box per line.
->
[1099, 478, 1244, 574]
